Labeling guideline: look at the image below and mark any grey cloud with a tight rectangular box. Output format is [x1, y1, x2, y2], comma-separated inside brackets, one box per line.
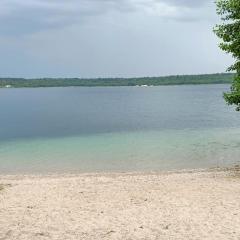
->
[0, 0, 136, 35]
[0, 0, 229, 78]
[0, 0, 213, 36]
[161, 0, 210, 8]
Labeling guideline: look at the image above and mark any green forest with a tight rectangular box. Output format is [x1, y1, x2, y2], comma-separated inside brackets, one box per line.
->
[0, 73, 234, 88]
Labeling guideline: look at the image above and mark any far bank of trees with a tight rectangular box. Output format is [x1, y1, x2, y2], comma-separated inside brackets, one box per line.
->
[0, 73, 234, 88]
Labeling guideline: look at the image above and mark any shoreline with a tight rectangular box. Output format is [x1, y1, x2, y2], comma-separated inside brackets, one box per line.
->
[0, 82, 232, 89]
[0, 73, 233, 88]
[0, 166, 237, 179]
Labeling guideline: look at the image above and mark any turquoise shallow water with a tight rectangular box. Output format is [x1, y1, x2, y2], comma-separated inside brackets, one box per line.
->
[0, 85, 240, 173]
[1, 127, 240, 173]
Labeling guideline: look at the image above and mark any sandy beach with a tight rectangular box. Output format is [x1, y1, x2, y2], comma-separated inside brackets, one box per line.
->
[0, 169, 240, 240]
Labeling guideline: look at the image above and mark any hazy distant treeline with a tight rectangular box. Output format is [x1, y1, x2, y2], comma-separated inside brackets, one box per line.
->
[0, 73, 234, 88]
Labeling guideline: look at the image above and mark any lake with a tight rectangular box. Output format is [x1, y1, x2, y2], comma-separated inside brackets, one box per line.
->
[0, 84, 240, 173]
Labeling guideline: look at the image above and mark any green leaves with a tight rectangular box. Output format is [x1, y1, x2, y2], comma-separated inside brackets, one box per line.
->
[216, 0, 240, 20]
[215, 0, 240, 110]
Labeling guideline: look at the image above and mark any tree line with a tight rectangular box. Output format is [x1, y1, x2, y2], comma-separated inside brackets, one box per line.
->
[0, 73, 234, 88]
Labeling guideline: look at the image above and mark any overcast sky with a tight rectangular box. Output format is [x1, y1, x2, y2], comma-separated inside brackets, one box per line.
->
[0, 0, 233, 78]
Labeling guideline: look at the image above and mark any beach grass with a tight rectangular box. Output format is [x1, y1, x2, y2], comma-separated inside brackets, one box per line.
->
[0, 185, 4, 191]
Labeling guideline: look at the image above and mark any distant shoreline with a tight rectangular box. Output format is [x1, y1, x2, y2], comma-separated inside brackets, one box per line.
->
[0, 73, 234, 88]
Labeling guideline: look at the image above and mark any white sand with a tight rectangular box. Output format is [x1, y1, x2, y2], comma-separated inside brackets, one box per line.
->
[0, 169, 240, 240]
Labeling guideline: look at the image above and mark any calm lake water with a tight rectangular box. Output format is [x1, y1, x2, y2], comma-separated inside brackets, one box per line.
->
[0, 84, 240, 173]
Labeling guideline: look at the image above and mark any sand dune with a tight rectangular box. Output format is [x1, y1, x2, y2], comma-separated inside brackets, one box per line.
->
[0, 169, 240, 240]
